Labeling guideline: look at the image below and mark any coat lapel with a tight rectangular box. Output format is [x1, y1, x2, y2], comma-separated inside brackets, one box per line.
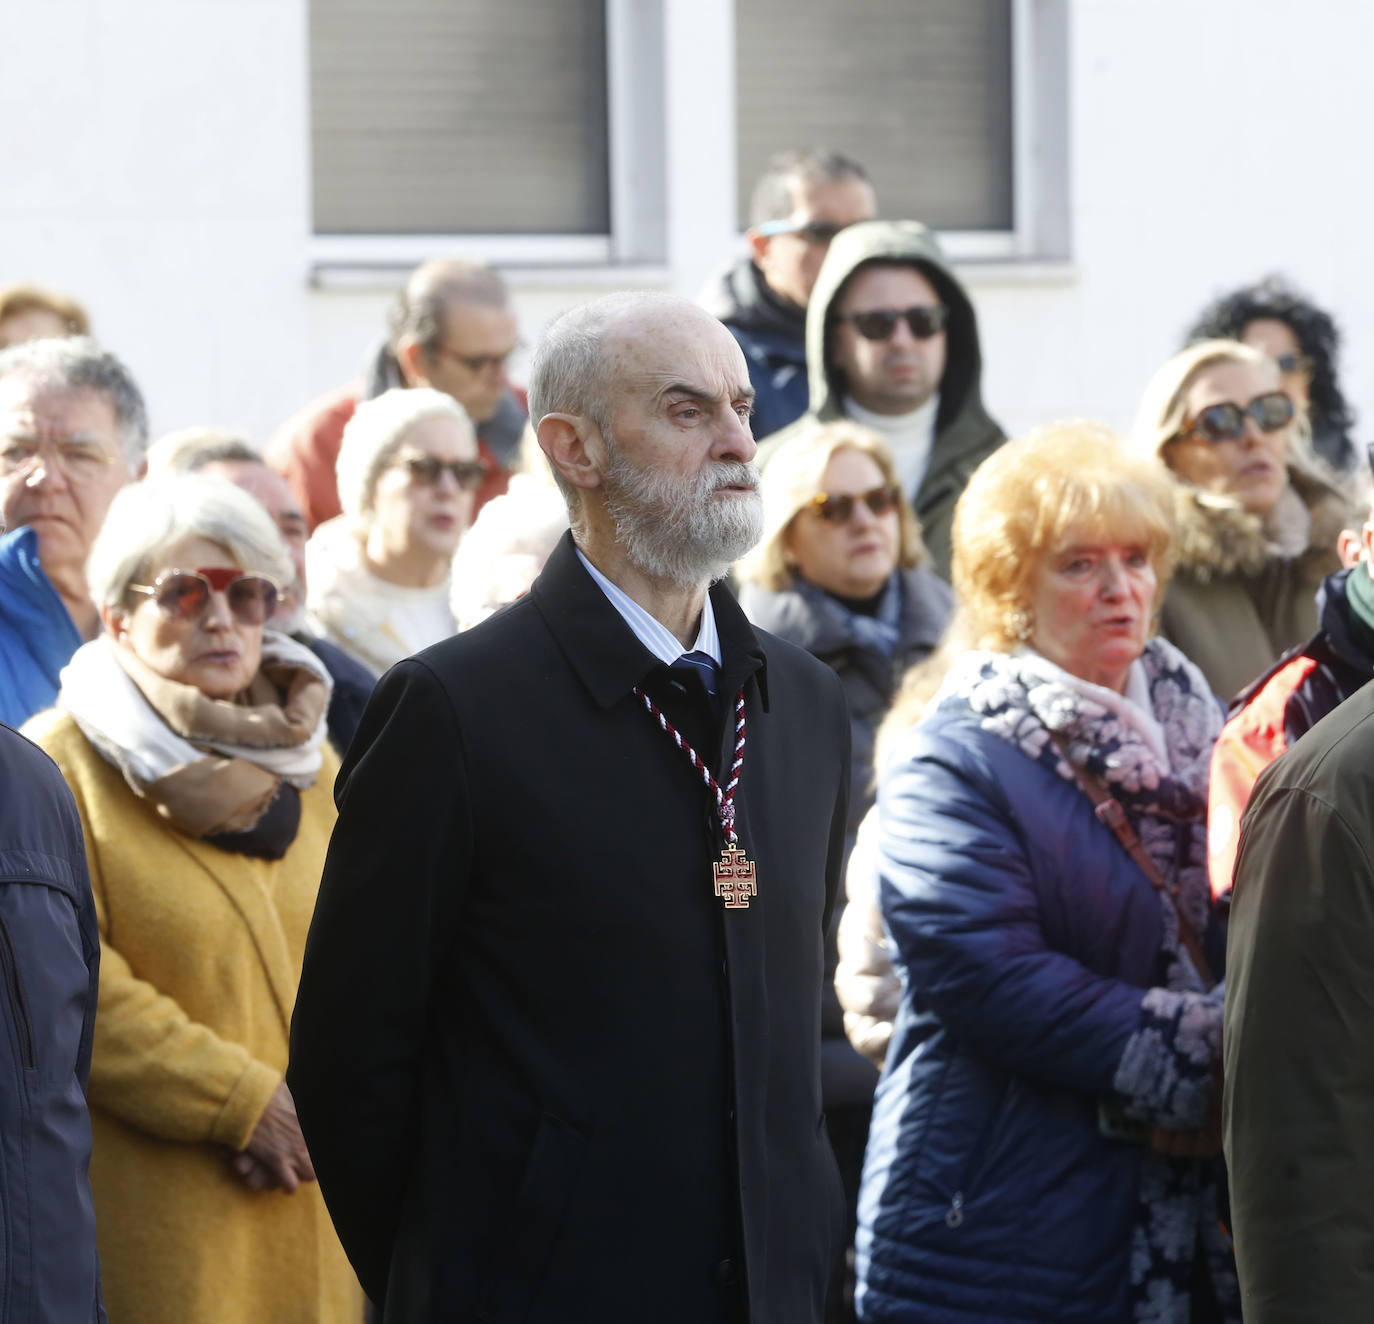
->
[530, 533, 771, 757]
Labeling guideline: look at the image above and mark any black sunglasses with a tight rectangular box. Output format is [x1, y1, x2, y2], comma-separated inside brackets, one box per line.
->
[1179, 391, 1294, 445]
[399, 454, 490, 491]
[807, 484, 902, 523]
[126, 567, 279, 625]
[833, 305, 948, 342]
[755, 218, 848, 246]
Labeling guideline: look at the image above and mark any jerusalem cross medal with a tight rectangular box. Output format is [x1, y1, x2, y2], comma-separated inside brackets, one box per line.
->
[713, 843, 757, 910]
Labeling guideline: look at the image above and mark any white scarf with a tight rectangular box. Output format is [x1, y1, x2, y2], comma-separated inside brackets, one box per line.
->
[60, 631, 331, 795]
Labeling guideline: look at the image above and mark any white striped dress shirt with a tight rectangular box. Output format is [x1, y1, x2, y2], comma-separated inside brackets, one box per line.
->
[575, 548, 722, 666]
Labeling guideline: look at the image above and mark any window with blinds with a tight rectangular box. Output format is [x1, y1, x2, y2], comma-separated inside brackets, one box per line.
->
[735, 0, 1013, 232]
[310, 0, 611, 235]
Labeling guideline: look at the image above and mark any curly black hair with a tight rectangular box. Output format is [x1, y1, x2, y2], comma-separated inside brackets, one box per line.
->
[1183, 274, 1356, 444]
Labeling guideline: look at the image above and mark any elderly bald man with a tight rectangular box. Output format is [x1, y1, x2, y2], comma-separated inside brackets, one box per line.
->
[289, 291, 851, 1323]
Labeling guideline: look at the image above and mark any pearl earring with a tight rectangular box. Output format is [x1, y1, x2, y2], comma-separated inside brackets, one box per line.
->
[1006, 606, 1033, 643]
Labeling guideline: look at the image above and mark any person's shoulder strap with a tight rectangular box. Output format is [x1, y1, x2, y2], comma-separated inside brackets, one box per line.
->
[1049, 732, 1215, 988]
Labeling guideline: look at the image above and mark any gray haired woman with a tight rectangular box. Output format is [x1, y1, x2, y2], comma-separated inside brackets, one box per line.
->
[306, 386, 485, 675]
[24, 474, 361, 1323]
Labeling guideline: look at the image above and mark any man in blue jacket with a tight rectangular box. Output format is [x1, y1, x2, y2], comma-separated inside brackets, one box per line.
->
[700, 149, 876, 442]
[0, 531, 105, 1318]
[0, 337, 146, 726]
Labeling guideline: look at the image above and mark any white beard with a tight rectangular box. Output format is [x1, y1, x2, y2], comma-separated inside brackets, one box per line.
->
[602, 438, 763, 590]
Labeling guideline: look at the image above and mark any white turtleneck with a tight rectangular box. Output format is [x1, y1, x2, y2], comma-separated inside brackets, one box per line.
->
[843, 394, 941, 496]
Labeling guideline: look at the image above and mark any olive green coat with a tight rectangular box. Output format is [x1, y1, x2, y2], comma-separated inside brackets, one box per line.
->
[1224, 677, 1374, 1321]
[1159, 466, 1350, 702]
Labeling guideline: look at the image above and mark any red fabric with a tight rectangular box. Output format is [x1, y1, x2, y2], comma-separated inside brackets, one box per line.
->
[1207, 653, 1322, 898]
[264, 383, 525, 532]
[263, 383, 359, 532]
[471, 437, 511, 511]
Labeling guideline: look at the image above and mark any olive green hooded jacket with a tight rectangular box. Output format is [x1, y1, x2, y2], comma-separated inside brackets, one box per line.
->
[756, 220, 1005, 580]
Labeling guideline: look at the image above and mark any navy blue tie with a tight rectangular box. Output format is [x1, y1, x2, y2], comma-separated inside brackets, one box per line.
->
[671, 649, 720, 697]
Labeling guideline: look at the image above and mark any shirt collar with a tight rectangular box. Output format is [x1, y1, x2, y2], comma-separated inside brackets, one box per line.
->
[574, 547, 721, 666]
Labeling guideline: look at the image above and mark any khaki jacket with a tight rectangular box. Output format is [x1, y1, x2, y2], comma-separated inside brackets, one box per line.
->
[1160, 465, 1350, 702]
[1225, 678, 1374, 1321]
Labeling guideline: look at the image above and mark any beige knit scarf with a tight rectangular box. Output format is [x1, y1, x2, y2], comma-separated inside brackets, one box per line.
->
[59, 632, 332, 837]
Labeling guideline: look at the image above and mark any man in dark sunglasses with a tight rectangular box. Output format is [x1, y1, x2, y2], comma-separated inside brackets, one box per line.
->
[265, 258, 528, 533]
[700, 148, 876, 441]
[757, 219, 1005, 581]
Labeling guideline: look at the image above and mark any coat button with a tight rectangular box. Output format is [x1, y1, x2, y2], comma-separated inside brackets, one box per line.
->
[714, 1258, 738, 1289]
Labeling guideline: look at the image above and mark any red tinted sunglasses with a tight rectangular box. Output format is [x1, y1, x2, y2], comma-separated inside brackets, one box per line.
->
[126, 567, 279, 625]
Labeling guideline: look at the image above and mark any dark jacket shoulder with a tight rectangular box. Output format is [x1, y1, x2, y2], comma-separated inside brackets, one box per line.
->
[0, 722, 104, 1323]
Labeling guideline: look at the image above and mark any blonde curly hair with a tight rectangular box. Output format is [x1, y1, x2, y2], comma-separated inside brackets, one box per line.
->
[951, 420, 1176, 651]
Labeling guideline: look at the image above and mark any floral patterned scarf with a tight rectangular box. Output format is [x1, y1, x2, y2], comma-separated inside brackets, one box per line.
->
[930, 638, 1239, 1322]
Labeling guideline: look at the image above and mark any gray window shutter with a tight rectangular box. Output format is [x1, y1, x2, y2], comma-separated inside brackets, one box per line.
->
[735, 0, 1013, 231]
[311, 0, 610, 235]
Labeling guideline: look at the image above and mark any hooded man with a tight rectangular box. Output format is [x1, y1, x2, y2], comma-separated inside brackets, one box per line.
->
[758, 220, 1005, 580]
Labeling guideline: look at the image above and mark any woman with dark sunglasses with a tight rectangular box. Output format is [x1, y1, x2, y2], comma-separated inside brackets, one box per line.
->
[1184, 274, 1359, 475]
[305, 386, 484, 676]
[1134, 339, 1352, 702]
[737, 419, 951, 1322]
[22, 475, 363, 1324]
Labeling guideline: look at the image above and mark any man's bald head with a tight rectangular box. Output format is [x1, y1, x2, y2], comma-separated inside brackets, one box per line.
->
[527, 292, 757, 578]
[527, 292, 740, 433]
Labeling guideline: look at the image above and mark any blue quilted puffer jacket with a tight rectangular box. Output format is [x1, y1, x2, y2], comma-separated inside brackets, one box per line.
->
[855, 709, 1196, 1323]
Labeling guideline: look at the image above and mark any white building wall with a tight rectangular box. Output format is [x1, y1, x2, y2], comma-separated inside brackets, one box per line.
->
[2, 0, 1372, 454]
[0, 0, 313, 443]
[970, 0, 1374, 440]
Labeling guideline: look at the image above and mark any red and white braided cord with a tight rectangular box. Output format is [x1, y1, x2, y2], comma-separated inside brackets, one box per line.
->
[633, 686, 746, 842]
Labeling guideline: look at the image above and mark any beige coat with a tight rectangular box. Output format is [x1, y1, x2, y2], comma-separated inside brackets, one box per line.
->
[1160, 465, 1350, 703]
[24, 709, 363, 1324]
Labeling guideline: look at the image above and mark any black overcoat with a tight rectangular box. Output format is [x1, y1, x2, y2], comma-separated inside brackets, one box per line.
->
[289, 534, 851, 1323]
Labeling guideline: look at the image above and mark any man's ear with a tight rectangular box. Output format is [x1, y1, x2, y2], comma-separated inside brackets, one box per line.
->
[746, 228, 772, 264]
[538, 413, 605, 493]
[394, 336, 430, 388]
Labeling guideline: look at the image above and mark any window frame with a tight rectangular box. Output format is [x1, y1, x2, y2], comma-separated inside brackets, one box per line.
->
[307, 0, 1065, 282]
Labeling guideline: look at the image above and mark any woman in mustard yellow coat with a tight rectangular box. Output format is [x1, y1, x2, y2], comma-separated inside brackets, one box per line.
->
[26, 476, 362, 1324]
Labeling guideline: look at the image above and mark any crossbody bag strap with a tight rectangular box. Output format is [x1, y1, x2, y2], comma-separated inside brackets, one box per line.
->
[1049, 733, 1215, 988]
